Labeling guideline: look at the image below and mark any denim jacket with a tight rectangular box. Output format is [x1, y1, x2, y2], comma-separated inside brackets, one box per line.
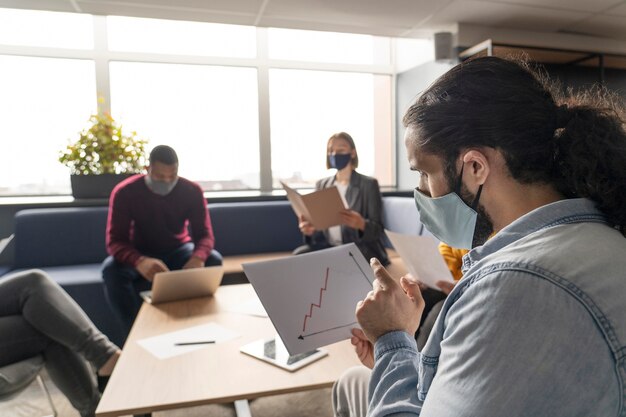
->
[369, 198, 626, 417]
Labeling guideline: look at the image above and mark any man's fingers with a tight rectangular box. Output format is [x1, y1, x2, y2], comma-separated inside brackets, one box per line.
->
[436, 280, 456, 295]
[370, 258, 394, 288]
[157, 260, 170, 272]
[400, 276, 425, 305]
[351, 328, 366, 339]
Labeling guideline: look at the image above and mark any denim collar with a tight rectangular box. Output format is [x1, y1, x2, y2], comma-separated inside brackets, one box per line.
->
[462, 198, 607, 272]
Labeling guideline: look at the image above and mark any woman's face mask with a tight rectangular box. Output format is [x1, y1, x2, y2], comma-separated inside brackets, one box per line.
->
[329, 153, 352, 170]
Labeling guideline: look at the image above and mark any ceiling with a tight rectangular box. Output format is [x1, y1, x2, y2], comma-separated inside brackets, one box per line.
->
[1, 0, 626, 41]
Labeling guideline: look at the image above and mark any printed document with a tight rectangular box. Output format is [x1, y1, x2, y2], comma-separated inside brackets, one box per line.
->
[243, 243, 374, 355]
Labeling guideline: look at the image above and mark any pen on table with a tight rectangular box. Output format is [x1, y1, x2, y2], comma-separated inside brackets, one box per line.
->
[174, 340, 216, 346]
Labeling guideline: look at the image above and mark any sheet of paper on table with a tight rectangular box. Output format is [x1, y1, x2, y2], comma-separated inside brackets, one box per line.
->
[136, 322, 239, 359]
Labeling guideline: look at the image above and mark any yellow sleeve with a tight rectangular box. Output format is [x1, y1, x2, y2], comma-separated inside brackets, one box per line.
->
[438, 242, 469, 281]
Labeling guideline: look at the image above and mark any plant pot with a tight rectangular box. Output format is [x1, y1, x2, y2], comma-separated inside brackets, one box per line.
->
[70, 174, 134, 199]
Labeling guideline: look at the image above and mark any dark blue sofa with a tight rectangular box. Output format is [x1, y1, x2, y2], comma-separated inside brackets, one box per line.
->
[1, 197, 422, 346]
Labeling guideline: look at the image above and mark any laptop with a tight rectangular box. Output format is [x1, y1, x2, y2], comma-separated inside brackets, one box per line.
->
[140, 266, 224, 304]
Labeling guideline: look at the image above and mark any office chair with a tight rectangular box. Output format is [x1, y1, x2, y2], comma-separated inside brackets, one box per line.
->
[0, 355, 57, 417]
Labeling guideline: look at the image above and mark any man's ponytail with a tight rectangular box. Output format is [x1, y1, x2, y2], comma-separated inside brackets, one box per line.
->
[553, 88, 626, 235]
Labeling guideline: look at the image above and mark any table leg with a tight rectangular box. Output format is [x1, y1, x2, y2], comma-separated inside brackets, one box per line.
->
[234, 399, 252, 417]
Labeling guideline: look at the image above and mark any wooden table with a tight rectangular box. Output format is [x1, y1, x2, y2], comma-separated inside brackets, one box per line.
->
[95, 284, 361, 417]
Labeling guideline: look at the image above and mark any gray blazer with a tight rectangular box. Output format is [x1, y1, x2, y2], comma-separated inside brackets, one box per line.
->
[307, 170, 389, 265]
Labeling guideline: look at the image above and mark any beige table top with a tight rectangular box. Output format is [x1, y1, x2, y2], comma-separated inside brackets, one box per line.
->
[96, 284, 361, 417]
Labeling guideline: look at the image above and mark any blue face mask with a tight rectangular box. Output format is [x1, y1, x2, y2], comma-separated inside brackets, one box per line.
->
[329, 153, 352, 170]
[413, 168, 483, 249]
[145, 175, 178, 196]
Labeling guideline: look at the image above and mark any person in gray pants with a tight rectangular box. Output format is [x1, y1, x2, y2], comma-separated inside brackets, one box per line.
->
[0, 269, 121, 417]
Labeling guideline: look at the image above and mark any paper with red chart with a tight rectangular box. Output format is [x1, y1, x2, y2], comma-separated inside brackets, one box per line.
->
[242, 243, 374, 355]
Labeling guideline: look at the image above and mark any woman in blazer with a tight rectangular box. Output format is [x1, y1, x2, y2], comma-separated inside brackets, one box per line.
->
[294, 132, 389, 266]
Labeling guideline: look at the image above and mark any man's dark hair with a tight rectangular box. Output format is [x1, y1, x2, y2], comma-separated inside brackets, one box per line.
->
[403, 56, 626, 236]
[149, 145, 178, 165]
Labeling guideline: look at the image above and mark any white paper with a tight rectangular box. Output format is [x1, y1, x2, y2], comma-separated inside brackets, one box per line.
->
[225, 297, 268, 318]
[385, 230, 454, 289]
[136, 322, 239, 359]
[0, 234, 14, 255]
[243, 243, 374, 355]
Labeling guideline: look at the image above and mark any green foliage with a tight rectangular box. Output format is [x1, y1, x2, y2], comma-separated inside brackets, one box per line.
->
[59, 113, 148, 175]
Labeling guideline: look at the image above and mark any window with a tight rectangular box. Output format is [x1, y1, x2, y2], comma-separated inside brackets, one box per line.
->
[0, 8, 93, 49]
[0, 8, 433, 197]
[107, 16, 256, 58]
[110, 62, 260, 190]
[268, 28, 384, 65]
[269, 69, 392, 188]
[0, 55, 96, 196]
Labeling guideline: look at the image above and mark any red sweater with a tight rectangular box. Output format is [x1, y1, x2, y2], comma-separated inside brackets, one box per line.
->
[106, 174, 215, 266]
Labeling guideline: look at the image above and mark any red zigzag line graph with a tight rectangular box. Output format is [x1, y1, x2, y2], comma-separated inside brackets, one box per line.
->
[302, 267, 330, 333]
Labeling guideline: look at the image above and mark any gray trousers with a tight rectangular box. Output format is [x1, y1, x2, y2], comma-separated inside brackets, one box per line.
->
[332, 300, 445, 417]
[0, 270, 118, 417]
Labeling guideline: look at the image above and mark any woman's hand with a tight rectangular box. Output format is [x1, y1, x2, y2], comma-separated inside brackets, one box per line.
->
[340, 209, 366, 231]
[298, 214, 316, 236]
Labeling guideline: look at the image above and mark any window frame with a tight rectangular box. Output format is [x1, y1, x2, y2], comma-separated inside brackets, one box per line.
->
[0, 12, 398, 195]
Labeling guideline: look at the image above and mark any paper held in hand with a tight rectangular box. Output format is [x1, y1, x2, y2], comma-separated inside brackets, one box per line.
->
[280, 182, 347, 230]
[243, 243, 374, 356]
[385, 230, 454, 289]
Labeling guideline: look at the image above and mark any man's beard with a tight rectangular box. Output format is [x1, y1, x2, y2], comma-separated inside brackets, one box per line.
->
[460, 185, 494, 248]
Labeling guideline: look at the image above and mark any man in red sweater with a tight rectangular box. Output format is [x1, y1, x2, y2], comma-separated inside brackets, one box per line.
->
[102, 145, 222, 336]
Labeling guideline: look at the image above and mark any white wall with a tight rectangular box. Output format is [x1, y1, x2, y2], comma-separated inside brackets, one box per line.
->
[395, 61, 455, 190]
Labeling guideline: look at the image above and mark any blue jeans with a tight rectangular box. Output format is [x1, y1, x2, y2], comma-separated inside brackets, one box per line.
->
[102, 243, 222, 338]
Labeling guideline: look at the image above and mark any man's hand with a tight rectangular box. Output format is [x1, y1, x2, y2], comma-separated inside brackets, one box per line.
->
[136, 257, 169, 282]
[350, 328, 374, 369]
[340, 209, 366, 231]
[183, 256, 204, 270]
[298, 214, 315, 236]
[356, 258, 425, 343]
[436, 280, 456, 295]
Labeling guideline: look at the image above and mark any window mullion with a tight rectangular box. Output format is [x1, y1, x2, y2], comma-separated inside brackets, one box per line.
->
[93, 15, 111, 114]
[256, 27, 273, 192]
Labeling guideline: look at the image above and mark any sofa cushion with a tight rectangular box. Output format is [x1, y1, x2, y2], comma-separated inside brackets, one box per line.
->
[14, 207, 108, 269]
[209, 201, 302, 256]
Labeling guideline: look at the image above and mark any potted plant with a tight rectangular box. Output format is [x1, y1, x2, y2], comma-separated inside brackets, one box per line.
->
[59, 112, 148, 199]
